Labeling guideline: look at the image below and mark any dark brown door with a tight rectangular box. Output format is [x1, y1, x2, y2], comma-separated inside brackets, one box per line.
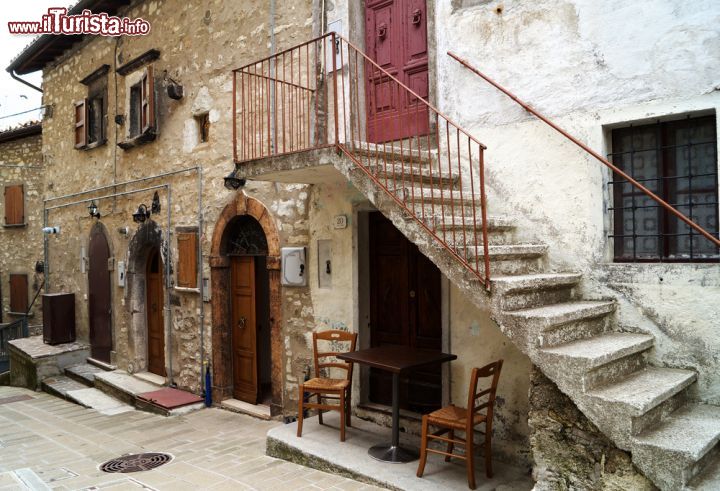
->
[369, 212, 442, 412]
[231, 256, 258, 403]
[146, 248, 166, 377]
[88, 228, 112, 362]
[365, 0, 429, 143]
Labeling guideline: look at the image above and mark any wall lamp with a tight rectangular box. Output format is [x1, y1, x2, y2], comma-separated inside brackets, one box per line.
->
[224, 167, 246, 190]
[88, 200, 101, 219]
[132, 204, 151, 223]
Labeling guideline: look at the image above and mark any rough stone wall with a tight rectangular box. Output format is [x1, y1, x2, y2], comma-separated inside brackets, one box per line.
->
[529, 367, 656, 491]
[432, 0, 720, 404]
[39, 0, 314, 398]
[0, 132, 44, 331]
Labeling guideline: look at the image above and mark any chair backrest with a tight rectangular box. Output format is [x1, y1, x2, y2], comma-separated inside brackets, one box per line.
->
[312, 330, 358, 381]
[466, 360, 503, 431]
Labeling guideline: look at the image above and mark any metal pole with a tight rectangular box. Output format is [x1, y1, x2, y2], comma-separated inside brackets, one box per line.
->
[45, 184, 169, 211]
[44, 166, 199, 204]
[197, 166, 205, 394]
[43, 208, 49, 292]
[165, 184, 174, 387]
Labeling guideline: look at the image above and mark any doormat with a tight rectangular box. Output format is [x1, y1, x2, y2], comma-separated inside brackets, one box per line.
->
[100, 453, 173, 473]
[0, 395, 33, 405]
[137, 387, 202, 410]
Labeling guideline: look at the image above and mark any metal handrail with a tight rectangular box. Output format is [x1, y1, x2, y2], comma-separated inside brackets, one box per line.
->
[448, 51, 720, 251]
[232, 33, 493, 288]
[0, 317, 29, 373]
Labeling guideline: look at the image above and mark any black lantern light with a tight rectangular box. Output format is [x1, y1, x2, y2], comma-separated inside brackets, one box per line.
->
[224, 167, 246, 190]
[151, 191, 161, 214]
[132, 204, 151, 223]
[88, 200, 101, 219]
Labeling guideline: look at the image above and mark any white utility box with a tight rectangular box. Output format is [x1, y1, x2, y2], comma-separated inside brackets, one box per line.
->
[281, 247, 307, 286]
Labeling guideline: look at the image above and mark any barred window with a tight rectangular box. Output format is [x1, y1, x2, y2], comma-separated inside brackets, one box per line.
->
[609, 115, 719, 262]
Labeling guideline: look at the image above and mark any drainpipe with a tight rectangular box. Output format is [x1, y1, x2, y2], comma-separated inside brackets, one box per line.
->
[197, 166, 205, 395]
[165, 184, 174, 387]
[43, 208, 50, 292]
[8, 69, 43, 93]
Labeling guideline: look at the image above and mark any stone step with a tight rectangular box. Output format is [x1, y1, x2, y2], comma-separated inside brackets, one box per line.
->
[491, 272, 583, 294]
[64, 363, 106, 387]
[94, 370, 163, 407]
[41, 375, 88, 400]
[490, 273, 583, 311]
[632, 404, 720, 491]
[540, 332, 654, 371]
[686, 449, 720, 491]
[502, 300, 616, 330]
[588, 367, 696, 416]
[468, 243, 547, 261]
[362, 163, 457, 187]
[350, 141, 437, 166]
[65, 387, 134, 415]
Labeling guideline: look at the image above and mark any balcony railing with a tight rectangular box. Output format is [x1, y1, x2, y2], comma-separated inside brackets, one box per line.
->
[233, 33, 492, 288]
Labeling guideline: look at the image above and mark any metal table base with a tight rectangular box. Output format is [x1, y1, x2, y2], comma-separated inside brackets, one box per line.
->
[368, 372, 419, 463]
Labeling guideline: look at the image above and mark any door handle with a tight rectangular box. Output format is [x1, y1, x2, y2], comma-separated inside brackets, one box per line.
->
[238, 316, 246, 329]
[409, 290, 416, 298]
[412, 9, 422, 25]
[377, 22, 387, 39]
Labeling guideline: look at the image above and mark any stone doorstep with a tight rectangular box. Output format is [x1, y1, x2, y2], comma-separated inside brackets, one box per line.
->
[267, 412, 533, 491]
[64, 363, 107, 387]
[220, 398, 272, 420]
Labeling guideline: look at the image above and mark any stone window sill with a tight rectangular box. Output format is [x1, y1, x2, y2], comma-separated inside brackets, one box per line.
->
[3, 223, 27, 229]
[7, 311, 33, 317]
[118, 129, 156, 150]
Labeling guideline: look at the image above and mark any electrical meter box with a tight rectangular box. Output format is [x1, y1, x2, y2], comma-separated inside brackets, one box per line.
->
[281, 247, 307, 286]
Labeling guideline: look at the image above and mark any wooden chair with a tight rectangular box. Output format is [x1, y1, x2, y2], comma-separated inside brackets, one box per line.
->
[296, 330, 358, 442]
[416, 360, 503, 490]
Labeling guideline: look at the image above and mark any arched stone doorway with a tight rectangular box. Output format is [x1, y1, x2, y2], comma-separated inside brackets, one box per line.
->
[126, 220, 168, 378]
[210, 193, 282, 414]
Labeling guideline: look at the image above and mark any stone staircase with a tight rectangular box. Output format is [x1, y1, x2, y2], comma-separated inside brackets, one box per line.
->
[331, 145, 720, 491]
[41, 363, 204, 416]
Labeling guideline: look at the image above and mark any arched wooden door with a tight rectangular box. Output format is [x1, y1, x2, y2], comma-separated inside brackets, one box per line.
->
[146, 248, 166, 377]
[231, 255, 258, 403]
[88, 228, 112, 363]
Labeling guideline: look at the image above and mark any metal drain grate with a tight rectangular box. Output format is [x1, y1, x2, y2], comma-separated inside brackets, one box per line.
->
[100, 453, 173, 473]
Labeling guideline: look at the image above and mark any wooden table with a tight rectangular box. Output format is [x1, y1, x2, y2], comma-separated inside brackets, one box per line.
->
[338, 345, 456, 463]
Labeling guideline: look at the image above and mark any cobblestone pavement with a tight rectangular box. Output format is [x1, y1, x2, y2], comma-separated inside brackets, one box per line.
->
[0, 386, 384, 491]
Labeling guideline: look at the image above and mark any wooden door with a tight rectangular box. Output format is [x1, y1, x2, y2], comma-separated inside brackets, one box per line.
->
[231, 256, 258, 403]
[146, 248, 166, 376]
[369, 212, 442, 412]
[365, 0, 429, 143]
[88, 228, 112, 362]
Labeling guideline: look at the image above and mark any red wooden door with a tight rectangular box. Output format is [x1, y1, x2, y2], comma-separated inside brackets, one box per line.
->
[365, 0, 429, 143]
[88, 228, 112, 363]
[146, 248, 166, 377]
[369, 212, 442, 412]
[231, 256, 258, 403]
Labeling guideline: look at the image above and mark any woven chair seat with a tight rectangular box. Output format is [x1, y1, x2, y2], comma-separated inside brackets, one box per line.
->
[303, 377, 349, 391]
[427, 404, 486, 429]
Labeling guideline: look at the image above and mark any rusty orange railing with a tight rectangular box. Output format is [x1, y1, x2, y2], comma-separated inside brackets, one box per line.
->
[233, 33, 492, 288]
[447, 51, 720, 255]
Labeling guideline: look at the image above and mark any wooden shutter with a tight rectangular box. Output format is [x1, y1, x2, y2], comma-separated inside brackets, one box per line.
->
[176, 232, 198, 288]
[4, 184, 24, 225]
[9, 274, 28, 313]
[141, 66, 155, 132]
[74, 99, 88, 148]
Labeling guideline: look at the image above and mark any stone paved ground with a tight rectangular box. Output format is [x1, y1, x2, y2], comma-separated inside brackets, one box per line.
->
[0, 386, 384, 491]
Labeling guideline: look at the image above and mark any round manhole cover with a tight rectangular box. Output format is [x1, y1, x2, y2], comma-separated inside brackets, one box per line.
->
[100, 453, 173, 473]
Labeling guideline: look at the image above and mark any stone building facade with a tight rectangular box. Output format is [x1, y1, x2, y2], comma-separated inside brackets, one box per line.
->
[6, 0, 719, 488]
[0, 122, 44, 330]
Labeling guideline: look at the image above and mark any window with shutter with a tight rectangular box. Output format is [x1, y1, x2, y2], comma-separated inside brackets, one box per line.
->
[141, 65, 155, 133]
[74, 99, 88, 148]
[4, 184, 24, 226]
[176, 231, 198, 288]
[9, 274, 28, 314]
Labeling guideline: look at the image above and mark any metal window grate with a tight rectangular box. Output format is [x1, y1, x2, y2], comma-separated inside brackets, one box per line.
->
[608, 115, 719, 262]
